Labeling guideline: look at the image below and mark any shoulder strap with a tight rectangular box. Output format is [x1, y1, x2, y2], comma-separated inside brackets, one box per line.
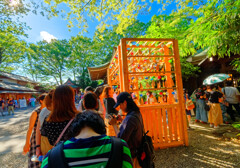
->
[48, 142, 68, 168]
[54, 119, 74, 146]
[131, 113, 145, 136]
[106, 137, 123, 168]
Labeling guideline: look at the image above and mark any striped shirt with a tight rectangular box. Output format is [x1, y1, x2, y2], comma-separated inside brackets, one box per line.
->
[41, 135, 133, 168]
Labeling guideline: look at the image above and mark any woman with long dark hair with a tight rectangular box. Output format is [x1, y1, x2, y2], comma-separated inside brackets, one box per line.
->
[40, 85, 78, 155]
[23, 93, 47, 168]
[208, 85, 223, 128]
[102, 86, 118, 136]
[41, 111, 133, 168]
[102, 86, 118, 116]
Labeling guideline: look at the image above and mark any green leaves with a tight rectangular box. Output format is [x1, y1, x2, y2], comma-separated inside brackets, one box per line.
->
[26, 40, 72, 85]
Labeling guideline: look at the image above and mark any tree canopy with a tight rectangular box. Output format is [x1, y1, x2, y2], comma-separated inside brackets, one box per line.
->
[44, 0, 240, 58]
[1, 0, 239, 87]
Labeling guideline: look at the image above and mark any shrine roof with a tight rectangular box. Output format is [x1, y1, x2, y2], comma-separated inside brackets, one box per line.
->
[64, 78, 79, 88]
[186, 49, 209, 65]
[88, 62, 110, 81]
[0, 82, 37, 92]
[0, 71, 37, 84]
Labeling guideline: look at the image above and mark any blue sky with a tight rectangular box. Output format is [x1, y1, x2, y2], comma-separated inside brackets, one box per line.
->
[17, 1, 176, 83]
[22, 1, 177, 43]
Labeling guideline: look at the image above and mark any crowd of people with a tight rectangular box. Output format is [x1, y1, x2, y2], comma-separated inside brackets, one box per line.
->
[21, 80, 240, 168]
[23, 85, 145, 168]
[0, 97, 18, 116]
[193, 81, 240, 128]
[0, 96, 38, 116]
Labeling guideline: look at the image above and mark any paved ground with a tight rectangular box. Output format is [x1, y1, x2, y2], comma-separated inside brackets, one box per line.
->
[0, 107, 239, 168]
[0, 107, 35, 168]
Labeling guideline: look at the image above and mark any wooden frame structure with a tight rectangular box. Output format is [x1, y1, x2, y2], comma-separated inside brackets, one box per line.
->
[108, 38, 188, 149]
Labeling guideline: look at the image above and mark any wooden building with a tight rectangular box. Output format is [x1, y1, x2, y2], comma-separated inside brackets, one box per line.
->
[0, 71, 39, 100]
[64, 78, 81, 94]
[186, 49, 240, 93]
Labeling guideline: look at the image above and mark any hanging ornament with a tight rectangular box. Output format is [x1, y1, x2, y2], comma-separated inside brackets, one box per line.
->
[151, 80, 155, 88]
[157, 81, 161, 88]
[163, 94, 168, 103]
[146, 83, 150, 88]
[139, 49, 142, 55]
[154, 96, 157, 103]
[130, 84, 133, 90]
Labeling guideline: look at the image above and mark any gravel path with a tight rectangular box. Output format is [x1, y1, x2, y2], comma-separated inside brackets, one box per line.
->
[0, 108, 239, 168]
[155, 122, 240, 168]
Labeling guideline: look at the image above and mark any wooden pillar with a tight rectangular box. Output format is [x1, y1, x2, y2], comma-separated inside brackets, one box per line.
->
[118, 45, 124, 92]
[120, 39, 129, 92]
[107, 68, 111, 87]
[173, 39, 189, 146]
[164, 45, 174, 103]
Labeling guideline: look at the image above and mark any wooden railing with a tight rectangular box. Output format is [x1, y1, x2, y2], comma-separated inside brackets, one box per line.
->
[140, 104, 187, 149]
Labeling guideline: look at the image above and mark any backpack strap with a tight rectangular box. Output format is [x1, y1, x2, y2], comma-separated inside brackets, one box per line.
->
[48, 142, 68, 168]
[106, 137, 123, 168]
[131, 113, 145, 136]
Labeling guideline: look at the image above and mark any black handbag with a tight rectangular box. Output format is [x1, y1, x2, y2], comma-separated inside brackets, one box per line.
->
[204, 101, 210, 111]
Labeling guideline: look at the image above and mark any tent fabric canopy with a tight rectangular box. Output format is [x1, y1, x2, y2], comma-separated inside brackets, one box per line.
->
[88, 62, 110, 81]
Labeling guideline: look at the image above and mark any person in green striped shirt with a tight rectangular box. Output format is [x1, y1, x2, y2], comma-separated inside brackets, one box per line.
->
[41, 110, 133, 168]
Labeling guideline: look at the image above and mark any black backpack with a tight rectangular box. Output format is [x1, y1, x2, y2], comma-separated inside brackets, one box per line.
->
[133, 114, 155, 168]
[48, 137, 124, 168]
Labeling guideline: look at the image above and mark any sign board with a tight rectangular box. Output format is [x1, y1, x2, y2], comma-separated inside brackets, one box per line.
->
[19, 99, 27, 108]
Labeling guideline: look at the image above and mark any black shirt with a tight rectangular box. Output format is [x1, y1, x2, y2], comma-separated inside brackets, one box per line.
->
[209, 91, 223, 103]
[195, 90, 206, 100]
[41, 118, 71, 146]
[103, 98, 118, 115]
[0, 100, 3, 107]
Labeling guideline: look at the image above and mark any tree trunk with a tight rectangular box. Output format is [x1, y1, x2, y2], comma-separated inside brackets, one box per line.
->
[53, 76, 59, 86]
[59, 71, 63, 85]
[0, 48, 4, 65]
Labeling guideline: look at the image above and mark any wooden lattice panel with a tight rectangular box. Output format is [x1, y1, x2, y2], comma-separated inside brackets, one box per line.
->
[108, 38, 188, 149]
